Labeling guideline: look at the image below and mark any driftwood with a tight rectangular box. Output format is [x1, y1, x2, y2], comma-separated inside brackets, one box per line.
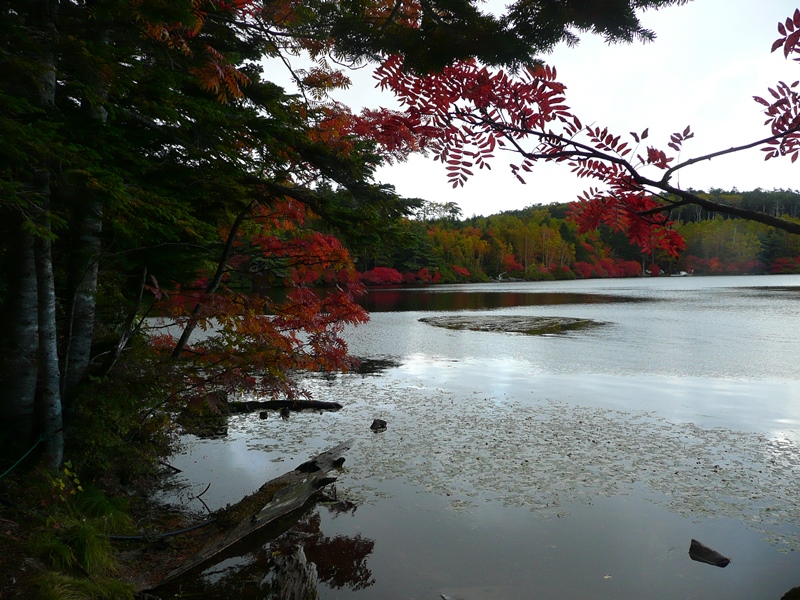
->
[133, 440, 352, 592]
[228, 399, 343, 413]
[688, 538, 731, 567]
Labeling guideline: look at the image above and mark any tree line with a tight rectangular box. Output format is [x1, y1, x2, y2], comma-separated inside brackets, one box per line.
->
[350, 190, 800, 284]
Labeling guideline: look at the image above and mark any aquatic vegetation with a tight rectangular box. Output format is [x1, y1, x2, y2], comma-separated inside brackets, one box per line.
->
[419, 315, 604, 335]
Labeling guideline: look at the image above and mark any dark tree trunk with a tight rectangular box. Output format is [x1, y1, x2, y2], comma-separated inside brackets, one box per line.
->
[0, 226, 40, 442]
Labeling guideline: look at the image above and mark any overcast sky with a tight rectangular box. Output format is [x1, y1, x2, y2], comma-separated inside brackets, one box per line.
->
[328, 0, 800, 217]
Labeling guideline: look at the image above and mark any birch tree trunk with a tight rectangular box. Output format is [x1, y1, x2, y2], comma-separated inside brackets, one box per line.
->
[62, 10, 108, 397]
[62, 182, 103, 397]
[33, 0, 64, 469]
[35, 212, 65, 470]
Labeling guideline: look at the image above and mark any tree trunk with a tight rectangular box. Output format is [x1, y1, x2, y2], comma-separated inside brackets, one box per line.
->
[0, 226, 40, 443]
[62, 7, 108, 396]
[63, 196, 102, 397]
[272, 547, 319, 600]
[34, 202, 64, 470]
[32, 0, 64, 470]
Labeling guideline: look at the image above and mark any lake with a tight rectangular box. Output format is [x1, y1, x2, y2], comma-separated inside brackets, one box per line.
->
[157, 275, 800, 599]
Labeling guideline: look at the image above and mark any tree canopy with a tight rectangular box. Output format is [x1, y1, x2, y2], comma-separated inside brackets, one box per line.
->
[0, 0, 692, 468]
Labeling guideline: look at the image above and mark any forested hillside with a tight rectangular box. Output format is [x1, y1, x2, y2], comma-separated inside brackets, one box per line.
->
[350, 189, 800, 283]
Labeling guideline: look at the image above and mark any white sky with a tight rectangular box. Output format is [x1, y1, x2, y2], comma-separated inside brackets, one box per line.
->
[328, 0, 800, 217]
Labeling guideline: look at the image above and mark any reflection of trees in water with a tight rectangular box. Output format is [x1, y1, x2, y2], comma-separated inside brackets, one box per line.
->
[169, 495, 373, 599]
[270, 504, 375, 592]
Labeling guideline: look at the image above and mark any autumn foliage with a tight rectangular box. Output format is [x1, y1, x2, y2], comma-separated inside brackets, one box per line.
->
[370, 9, 800, 255]
[154, 199, 369, 403]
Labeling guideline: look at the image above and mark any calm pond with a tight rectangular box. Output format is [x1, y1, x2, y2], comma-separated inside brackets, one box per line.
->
[158, 275, 800, 599]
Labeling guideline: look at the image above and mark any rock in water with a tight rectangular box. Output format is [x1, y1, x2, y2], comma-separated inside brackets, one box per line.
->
[370, 419, 387, 432]
[688, 538, 731, 567]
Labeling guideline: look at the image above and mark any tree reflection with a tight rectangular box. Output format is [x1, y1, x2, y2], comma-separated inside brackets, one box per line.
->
[269, 506, 375, 591]
[161, 494, 374, 599]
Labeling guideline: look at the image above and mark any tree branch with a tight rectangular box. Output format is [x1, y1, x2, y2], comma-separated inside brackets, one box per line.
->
[661, 123, 800, 183]
[172, 201, 255, 358]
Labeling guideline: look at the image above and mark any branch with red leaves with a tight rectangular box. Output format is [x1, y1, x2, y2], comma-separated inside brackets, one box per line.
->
[157, 193, 367, 405]
[374, 8, 800, 255]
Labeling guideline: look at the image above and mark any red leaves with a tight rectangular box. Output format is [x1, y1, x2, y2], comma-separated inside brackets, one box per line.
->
[667, 126, 694, 152]
[153, 197, 368, 401]
[361, 267, 404, 285]
[773, 9, 800, 57]
[755, 79, 800, 161]
[569, 192, 685, 257]
[644, 146, 673, 169]
[371, 11, 800, 259]
[630, 128, 649, 144]
[375, 55, 569, 188]
[189, 45, 250, 102]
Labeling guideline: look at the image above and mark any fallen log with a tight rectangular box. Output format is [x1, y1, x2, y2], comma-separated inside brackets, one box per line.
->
[130, 440, 352, 592]
[228, 399, 343, 413]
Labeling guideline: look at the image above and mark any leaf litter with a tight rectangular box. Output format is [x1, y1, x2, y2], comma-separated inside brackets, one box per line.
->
[211, 371, 800, 551]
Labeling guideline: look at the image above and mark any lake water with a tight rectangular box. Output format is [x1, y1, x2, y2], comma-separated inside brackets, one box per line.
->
[158, 275, 800, 599]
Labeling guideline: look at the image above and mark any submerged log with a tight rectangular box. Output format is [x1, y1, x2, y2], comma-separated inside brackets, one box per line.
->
[688, 538, 731, 567]
[133, 440, 352, 592]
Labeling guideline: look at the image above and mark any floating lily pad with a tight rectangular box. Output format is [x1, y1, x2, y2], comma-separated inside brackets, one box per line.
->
[419, 315, 604, 336]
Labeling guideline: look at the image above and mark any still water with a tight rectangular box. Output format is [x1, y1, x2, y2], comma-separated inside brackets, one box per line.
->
[160, 275, 800, 599]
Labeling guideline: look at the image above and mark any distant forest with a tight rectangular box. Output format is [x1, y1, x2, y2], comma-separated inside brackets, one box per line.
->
[346, 189, 800, 283]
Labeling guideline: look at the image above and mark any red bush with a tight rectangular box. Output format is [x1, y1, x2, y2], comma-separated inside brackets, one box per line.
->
[616, 259, 642, 277]
[502, 254, 524, 273]
[362, 266, 404, 285]
[770, 257, 800, 274]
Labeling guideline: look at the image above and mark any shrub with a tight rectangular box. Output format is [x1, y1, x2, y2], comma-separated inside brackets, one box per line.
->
[361, 266, 404, 285]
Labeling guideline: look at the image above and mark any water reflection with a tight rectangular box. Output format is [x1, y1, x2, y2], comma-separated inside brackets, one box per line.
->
[268, 510, 375, 592]
[358, 288, 642, 312]
[351, 357, 402, 376]
[156, 497, 375, 599]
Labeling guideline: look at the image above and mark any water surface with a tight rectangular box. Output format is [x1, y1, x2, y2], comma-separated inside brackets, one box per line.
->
[159, 275, 800, 599]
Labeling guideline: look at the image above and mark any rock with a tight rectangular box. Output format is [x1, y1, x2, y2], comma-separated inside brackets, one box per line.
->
[259, 411, 269, 419]
[781, 586, 800, 600]
[370, 419, 387, 432]
[688, 538, 730, 567]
